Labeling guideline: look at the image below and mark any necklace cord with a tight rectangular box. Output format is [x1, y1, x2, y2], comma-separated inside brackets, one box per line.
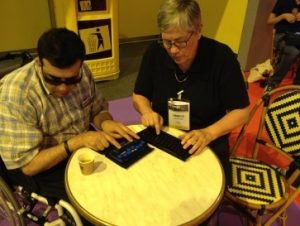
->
[174, 72, 189, 83]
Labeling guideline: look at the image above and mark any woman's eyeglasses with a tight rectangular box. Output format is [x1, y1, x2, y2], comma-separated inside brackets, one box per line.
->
[42, 67, 82, 86]
[158, 32, 194, 50]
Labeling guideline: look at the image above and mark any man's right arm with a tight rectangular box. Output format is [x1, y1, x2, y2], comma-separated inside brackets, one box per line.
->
[21, 143, 69, 176]
[22, 130, 118, 176]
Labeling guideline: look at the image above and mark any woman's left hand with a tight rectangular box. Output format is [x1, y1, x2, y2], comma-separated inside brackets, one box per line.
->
[179, 129, 214, 155]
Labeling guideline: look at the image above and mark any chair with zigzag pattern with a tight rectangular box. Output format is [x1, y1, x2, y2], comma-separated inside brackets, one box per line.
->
[225, 85, 300, 226]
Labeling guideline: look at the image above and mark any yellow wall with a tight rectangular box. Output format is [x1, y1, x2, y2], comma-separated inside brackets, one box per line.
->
[199, 0, 229, 38]
[118, 0, 248, 53]
[200, 0, 248, 53]
[214, 0, 248, 53]
[0, 0, 247, 54]
[118, 0, 164, 39]
[0, 0, 51, 52]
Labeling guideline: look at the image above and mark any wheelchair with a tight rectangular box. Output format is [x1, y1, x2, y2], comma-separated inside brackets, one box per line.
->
[0, 157, 83, 226]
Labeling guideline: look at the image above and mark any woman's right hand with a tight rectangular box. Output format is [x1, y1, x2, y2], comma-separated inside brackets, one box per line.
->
[141, 111, 164, 134]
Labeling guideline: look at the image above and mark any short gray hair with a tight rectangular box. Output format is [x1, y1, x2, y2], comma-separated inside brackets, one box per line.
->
[157, 0, 201, 33]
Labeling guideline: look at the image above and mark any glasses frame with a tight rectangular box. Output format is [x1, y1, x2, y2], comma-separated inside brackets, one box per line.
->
[41, 66, 83, 86]
[158, 32, 194, 50]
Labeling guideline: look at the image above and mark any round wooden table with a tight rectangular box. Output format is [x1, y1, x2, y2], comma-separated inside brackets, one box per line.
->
[65, 125, 225, 226]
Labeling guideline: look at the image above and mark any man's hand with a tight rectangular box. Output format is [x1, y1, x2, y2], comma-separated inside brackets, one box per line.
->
[141, 111, 164, 134]
[101, 120, 140, 141]
[283, 13, 297, 23]
[69, 120, 140, 153]
[296, 12, 300, 21]
[76, 130, 121, 151]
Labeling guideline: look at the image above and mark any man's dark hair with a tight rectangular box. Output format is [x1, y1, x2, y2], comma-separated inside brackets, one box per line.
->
[37, 28, 86, 68]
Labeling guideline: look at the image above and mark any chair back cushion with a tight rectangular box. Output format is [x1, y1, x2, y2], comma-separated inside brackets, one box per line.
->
[265, 91, 300, 156]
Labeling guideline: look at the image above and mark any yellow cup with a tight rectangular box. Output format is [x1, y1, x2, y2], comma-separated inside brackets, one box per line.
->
[78, 152, 95, 175]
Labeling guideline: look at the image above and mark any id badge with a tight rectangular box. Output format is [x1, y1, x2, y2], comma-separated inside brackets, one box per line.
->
[168, 98, 190, 130]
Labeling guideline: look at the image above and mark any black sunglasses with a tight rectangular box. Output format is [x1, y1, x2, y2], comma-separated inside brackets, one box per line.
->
[42, 67, 83, 86]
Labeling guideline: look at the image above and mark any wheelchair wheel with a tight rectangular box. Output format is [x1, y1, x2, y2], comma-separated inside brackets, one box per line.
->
[0, 176, 26, 226]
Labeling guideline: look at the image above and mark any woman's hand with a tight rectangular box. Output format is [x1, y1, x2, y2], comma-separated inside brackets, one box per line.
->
[179, 129, 214, 155]
[141, 111, 164, 134]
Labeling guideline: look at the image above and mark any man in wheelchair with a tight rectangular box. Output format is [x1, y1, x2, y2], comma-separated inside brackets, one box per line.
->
[0, 28, 139, 225]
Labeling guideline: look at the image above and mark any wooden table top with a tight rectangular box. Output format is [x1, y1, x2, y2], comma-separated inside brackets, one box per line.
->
[65, 125, 225, 226]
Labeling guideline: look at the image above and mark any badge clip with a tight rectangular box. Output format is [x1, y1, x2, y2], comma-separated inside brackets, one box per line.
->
[177, 90, 184, 100]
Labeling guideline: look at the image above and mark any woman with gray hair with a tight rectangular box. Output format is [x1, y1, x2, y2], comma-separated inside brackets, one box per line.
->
[133, 0, 249, 188]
